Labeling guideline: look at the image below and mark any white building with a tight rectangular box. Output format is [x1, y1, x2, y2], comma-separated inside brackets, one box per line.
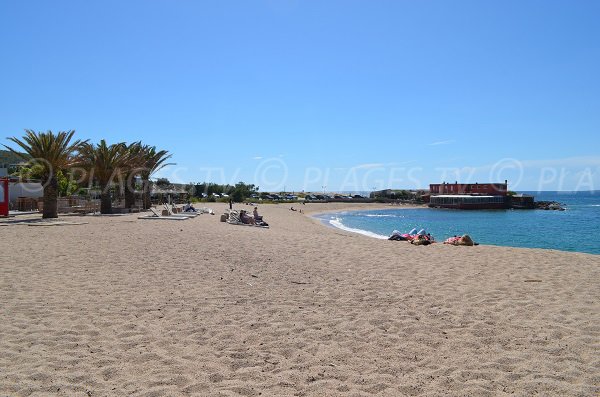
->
[8, 181, 43, 204]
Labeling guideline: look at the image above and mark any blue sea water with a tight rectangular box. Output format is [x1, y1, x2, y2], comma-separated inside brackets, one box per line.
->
[315, 191, 600, 255]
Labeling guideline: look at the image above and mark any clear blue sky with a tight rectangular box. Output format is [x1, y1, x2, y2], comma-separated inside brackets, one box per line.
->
[1, 0, 599, 192]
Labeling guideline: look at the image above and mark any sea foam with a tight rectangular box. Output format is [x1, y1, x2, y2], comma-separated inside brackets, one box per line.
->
[363, 214, 402, 218]
[328, 217, 388, 240]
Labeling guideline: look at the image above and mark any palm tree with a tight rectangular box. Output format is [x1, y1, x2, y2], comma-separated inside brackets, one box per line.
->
[140, 145, 173, 210]
[77, 140, 128, 214]
[122, 142, 144, 210]
[3, 130, 84, 218]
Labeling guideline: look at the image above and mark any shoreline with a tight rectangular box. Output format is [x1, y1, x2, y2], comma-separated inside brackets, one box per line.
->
[306, 203, 600, 256]
[304, 202, 424, 240]
[301, 201, 425, 216]
[313, 212, 390, 240]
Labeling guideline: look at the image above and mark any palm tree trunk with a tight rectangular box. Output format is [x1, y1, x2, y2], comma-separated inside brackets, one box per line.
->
[142, 179, 151, 210]
[100, 183, 112, 214]
[42, 175, 59, 219]
[124, 173, 136, 209]
[124, 188, 135, 209]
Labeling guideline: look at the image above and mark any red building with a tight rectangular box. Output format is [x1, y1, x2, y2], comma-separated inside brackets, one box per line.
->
[0, 178, 8, 217]
[429, 180, 508, 196]
[428, 180, 509, 210]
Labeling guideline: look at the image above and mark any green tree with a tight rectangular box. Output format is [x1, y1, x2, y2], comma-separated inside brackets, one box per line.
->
[194, 182, 207, 198]
[231, 182, 258, 202]
[3, 130, 84, 218]
[231, 190, 244, 202]
[57, 170, 79, 196]
[77, 140, 129, 214]
[11, 162, 45, 180]
[140, 146, 173, 209]
[122, 142, 145, 210]
[155, 178, 172, 188]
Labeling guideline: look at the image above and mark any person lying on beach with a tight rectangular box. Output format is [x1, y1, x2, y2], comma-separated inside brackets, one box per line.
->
[443, 234, 476, 246]
[389, 228, 425, 241]
[239, 210, 256, 225]
[444, 236, 459, 245]
[290, 207, 297, 211]
[388, 230, 407, 241]
[411, 234, 432, 245]
[405, 228, 418, 239]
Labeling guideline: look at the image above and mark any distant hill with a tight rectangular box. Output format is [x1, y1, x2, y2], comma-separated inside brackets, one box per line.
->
[0, 149, 29, 167]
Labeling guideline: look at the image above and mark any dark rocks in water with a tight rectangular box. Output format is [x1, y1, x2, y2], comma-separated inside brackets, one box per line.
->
[535, 201, 566, 211]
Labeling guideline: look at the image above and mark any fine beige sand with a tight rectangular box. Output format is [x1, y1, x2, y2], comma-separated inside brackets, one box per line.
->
[1, 202, 599, 396]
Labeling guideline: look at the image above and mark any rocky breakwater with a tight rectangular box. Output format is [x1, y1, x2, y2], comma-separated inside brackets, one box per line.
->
[535, 201, 566, 211]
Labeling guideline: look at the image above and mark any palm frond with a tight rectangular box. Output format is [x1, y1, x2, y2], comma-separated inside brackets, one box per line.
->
[3, 129, 83, 178]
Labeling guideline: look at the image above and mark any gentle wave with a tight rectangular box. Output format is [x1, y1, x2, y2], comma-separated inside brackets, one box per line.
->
[363, 214, 401, 218]
[329, 217, 388, 239]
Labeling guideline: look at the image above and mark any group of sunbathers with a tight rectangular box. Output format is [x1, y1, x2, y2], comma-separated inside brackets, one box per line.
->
[239, 207, 269, 227]
[389, 228, 477, 246]
[388, 228, 434, 244]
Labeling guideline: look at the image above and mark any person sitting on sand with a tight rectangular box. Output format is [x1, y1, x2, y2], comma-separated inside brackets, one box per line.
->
[183, 202, 197, 212]
[253, 206, 263, 221]
[239, 210, 256, 225]
[252, 207, 269, 227]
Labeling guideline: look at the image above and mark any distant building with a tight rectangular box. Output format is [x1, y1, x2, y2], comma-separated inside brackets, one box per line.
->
[8, 180, 43, 203]
[428, 180, 510, 209]
[510, 194, 535, 209]
[0, 178, 44, 211]
[429, 181, 508, 196]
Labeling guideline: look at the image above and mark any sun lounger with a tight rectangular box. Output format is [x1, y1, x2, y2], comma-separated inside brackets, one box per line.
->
[165, 204, 200, 217]
[159, 204, 196, 218]
[138, 207, 189, 220]
[27, 221, 89, 226]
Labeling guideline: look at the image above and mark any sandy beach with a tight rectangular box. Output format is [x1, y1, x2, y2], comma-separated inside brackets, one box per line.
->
[1, 202, 599, 396]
